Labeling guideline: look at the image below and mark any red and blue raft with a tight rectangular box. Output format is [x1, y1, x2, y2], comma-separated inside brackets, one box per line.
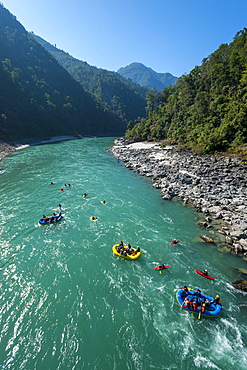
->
[176, 288, 222, 318]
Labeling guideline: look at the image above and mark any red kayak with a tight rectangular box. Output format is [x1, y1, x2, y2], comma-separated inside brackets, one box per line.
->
[154, 265, 170, 271]
[170, 240, 180, 245]
[195, 269, 215, 280]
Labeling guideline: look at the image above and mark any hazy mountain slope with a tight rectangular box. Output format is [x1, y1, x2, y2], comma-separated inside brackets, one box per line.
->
[0, 4, 125, 141]
[117, 62, 177, 90]
[32, 34, 147, 124]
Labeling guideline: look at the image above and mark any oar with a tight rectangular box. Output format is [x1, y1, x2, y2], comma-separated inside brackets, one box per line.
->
[174, 287, 182, 292]
[174, 287, 193, 292]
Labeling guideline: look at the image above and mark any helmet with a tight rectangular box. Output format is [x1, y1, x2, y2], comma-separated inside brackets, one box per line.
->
[216, 295, 220, 298]
[184, 285, 187, 288]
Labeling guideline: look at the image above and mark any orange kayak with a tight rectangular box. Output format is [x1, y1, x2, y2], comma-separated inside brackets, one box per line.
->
[154, 265, 170, 271]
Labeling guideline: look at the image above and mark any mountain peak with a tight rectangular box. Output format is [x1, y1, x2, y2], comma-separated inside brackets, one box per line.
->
[117, 63, 177, 90]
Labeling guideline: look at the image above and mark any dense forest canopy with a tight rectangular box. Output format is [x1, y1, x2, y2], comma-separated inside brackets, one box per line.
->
[32, 34, 147, 127]
[1, 1, 246, 152]
[126, 29, 247, 154]
[0, 4, 128, 141]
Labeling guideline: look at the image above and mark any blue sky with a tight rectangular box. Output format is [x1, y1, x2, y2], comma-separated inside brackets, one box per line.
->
[2, 0, 247, 77]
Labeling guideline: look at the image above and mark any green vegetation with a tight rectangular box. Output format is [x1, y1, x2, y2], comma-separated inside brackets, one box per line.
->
[0, 4, 130, 141]
[32, 34, 147, 127]
[117, 62, 177, 91]
[126, 29, 247, 154]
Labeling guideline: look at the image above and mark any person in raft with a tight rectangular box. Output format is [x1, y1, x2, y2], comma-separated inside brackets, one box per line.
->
[210, 295, 220, 305]
[200, 303, 206, 313]
[183, 297, 192, 308]
[181, 285, 189, 298]
[194, 289, 202, 300]
[91, 216, 97, 221]
[192, 300, 199, 311]
[202, 269, 208, 276]
[126, 244, 134, 255]
[131, 247, 140, 256]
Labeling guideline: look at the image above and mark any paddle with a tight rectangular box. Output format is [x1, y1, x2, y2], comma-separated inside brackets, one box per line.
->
[198, 311, 201, 319]
[174, 287, 193, 292]
[181, 300, 186, 307]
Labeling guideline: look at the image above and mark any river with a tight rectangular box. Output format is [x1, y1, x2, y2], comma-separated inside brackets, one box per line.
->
[0, 137, 247, 369]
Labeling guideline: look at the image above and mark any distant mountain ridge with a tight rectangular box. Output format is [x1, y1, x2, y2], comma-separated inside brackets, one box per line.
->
[117, 62, 177, 91]
[32, 34, 147, 125]
[0, 3, 128, 141]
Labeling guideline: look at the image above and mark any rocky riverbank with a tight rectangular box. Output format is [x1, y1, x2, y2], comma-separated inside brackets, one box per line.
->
[0, 141, 18, 161]
[110, 138, 247, 258]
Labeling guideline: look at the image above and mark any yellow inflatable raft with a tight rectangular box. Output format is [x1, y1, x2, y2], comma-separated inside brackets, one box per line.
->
[112, 244, 141, 260]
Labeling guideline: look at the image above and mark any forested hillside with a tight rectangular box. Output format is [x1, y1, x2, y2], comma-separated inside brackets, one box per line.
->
[32, 34, 147, 125]
[0, 4, 126, 141]
[117, 62, 177, 91]
[126, 29, 247, 154]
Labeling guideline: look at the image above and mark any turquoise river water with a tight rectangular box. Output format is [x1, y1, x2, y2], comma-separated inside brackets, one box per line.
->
[0, 137, 247, 370]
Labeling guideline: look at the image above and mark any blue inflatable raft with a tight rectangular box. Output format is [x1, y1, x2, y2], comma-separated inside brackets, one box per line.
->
[38, 215, 63, 225]
[177, 288, 222, 318]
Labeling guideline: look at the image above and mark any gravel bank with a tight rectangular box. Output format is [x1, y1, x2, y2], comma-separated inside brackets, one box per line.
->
[110, 138, 247, 257]
[0, 141, 19, 161]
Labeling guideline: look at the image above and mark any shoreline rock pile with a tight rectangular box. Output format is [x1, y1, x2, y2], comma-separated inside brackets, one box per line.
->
[0, 141, 18, 161]
[110, 138, 247, 258]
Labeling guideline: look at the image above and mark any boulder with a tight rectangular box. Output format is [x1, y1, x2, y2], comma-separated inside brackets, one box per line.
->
[239, 239, 247, 251]
[197, 221, 208, 228]
[232, 279, 247, 292]
[200, 235, 214, 243]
